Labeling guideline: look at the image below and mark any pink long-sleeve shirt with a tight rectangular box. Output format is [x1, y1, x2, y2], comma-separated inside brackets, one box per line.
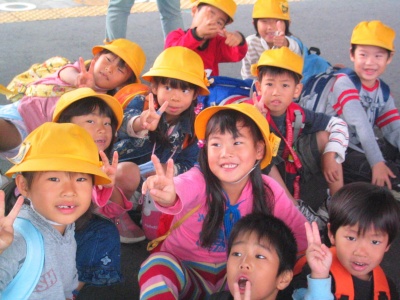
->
[156, 167, 307, 263]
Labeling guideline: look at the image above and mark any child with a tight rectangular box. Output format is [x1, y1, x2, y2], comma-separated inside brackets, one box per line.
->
[52, 88, 143, 288]
[252, 47, 349, 226]
[292, 182, 400, 299]
[210, 213, 297, 300]
[138, 103, 308, 299]
[165, 0, 247, 77]
[299, 21, 400, 192]
[0, 122, 111, 298]
[241, 0, 302, 80]
[113, 46, 209, 236]
[0, 38, 145, 160]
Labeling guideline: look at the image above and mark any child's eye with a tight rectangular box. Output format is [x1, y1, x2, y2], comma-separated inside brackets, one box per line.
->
[265, 82, 273, 87]
[76, 177, 88, 182]
[164, 85, 172, 91]
[256, 254, 266, 259]
[104, 121, 112, 126]
[182, 88, 191, 94]
[231, 252, 241, 257]
[86, 120, 95, 124]
[234, 141, 243, 146]
[371, 240, 382, 245]
[345, 236, 356, 241]
[48, 177, 60, 182]
[283, 84, 290, 88]
[210, 142, 220, 147]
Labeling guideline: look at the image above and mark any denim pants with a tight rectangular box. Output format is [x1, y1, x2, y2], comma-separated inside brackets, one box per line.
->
[105, 0, 183, 41]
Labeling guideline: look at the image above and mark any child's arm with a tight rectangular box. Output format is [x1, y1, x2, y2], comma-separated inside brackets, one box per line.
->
[0, 191, 23, 255]
[59, 57, 96, 89]
[142, 154, 177, 208]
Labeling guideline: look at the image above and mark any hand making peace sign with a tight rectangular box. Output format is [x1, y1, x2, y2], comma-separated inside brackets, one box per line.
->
[0, 191, 23, 255]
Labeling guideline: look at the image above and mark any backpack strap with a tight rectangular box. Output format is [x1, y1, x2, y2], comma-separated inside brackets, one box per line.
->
[293, 109, 305, 143]
[3, 218, 44, 299]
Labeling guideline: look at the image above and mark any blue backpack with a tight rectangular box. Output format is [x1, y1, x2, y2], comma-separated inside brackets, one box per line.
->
[2, 218, 44, 299]
[197, 76, 254, 109]
[296, 68, 390, 113]
[292, 37, 332, 86]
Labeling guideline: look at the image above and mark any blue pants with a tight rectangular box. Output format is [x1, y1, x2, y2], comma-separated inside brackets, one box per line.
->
[75, 215, 122, 286]
[105, 0, 183, 41]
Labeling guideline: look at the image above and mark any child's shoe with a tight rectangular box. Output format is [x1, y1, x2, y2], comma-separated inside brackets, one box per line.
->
[114, 211, 146, 244]
[297, 199, 328, 229]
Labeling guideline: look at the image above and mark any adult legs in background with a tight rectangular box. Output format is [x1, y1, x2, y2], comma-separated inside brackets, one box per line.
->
[105, 0, 135, 41]
[156, 0, 184, 40]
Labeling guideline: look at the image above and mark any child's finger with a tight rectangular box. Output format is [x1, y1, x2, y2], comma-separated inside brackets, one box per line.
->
[0, 191, 5, 217]
[232, 282, 241, 299]
[99, 151, 110, 168]
[311, 221, 322, 245]
[157, 101, 169, 116]
[276, 20, 285, 36]
[165, 158, 175, 180]
[151, 154, 165, 177]
[148, 93, 156, 114]
[79, 57, 87, 73]
[6, 196, 24, 223]
[304, 221, 314, 245]
[111, 151, 119, 168]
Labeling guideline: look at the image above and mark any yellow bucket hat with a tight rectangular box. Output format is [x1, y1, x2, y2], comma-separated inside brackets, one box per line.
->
[195, 0, 237, 24]
[92, 39, 146, 83]
[194, 103, 281, 169]
[6, 122, 111, 186]
[252, 0, 290, 21]
[251, 47, 304, 79]
[351, 20, 395, 51]
[52, 87, 124, 130]
[142, 46, 210, 95]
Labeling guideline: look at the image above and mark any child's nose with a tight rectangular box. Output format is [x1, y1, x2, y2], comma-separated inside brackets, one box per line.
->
[239, 256, 251, 270]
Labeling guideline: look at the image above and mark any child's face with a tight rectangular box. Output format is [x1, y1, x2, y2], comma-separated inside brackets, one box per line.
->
[152, 83, 197, 123]
[191, 5, 228, 38]
[70, 107, 113, 152]
[328, 223, 390, 281]
[227, 231, 290, 300]
[93, 53, 133, 90]
[350, 45, 393, 88]
[256, 72, 302, 117]
[207, 121, 264, 193]
[16, 171, 93, 234]
[256, 18, 286, 46]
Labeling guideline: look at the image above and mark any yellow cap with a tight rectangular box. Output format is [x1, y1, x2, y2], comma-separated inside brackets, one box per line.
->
[114, 83, 150, 109]
[251, 47, 303, 79]
[52, 87, 123, 130]
[92, 39, 146, 83]
[142, 47, 210, 95]
[351, 20, 395, 51]
[195, 0, 237, 23]
[252, 0, 290, 20]
[6, 122, 111, 185]
[195, 103, 281, 169]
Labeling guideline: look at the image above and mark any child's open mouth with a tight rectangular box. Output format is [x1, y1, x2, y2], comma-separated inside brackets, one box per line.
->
[238, 277, 248, 289]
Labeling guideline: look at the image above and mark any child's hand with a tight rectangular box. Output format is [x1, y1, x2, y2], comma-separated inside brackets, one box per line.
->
[137, 93, 168, 132]
[98, 150, 118, 190]
[221, 29, 244, 47]
[305, 222, 332, 279]
[272, 20, 287, 48]
[252, 91, 268, 117]
[232, 281, 251, 300]
[75, 57, 96, 89]
[142, 154, 176, 208]
[193, 6, 221, 39]
[0, 191, 24, 255]
[321, 152, 341, 183]
[372, 161, 396, 190]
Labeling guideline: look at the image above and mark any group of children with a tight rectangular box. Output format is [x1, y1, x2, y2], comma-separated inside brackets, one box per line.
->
[1, 0, 400, 299]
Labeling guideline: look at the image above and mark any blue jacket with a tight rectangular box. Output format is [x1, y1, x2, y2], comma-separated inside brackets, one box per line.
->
[113, 95, 199, 175]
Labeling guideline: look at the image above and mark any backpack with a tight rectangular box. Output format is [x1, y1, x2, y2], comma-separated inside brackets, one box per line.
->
[197, 76, 254, 109]
[292, 37, 332, 86]
[296, 68, 391, 113]
[0, 56, 71, 102]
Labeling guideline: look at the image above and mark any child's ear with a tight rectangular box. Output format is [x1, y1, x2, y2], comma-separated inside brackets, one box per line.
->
[387, 51, 394, 65]
[255, 80, 261, 95]
[327, 223, 335, 246]
[191, 5, 198, 17]
[293, 83, 303, 99]
[349, 47, 355, 62]
[277, 270, 293, 290]
[256, 141, 265, 160]
[15, 174, 29, 197]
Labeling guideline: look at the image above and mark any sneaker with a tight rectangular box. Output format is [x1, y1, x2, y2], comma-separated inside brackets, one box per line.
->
[114, 211, 146, 244]
[297, 199, 328, 230]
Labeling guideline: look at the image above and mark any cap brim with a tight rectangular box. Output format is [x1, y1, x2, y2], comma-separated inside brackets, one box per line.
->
[6, 157, 111, 186]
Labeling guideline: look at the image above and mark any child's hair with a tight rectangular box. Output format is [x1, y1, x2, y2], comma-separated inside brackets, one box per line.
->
[198, 109, 275, 248]
[350, 45, 392, 57]
[149, 76, 200, 149]
[228, 212, 297, 274]
[329, 182, 400, 245]
[57, 96, 119, 157]
[257, 66, 301, 84]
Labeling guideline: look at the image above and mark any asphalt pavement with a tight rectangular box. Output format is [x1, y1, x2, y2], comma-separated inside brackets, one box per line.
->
[0, 0, 399, 299]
